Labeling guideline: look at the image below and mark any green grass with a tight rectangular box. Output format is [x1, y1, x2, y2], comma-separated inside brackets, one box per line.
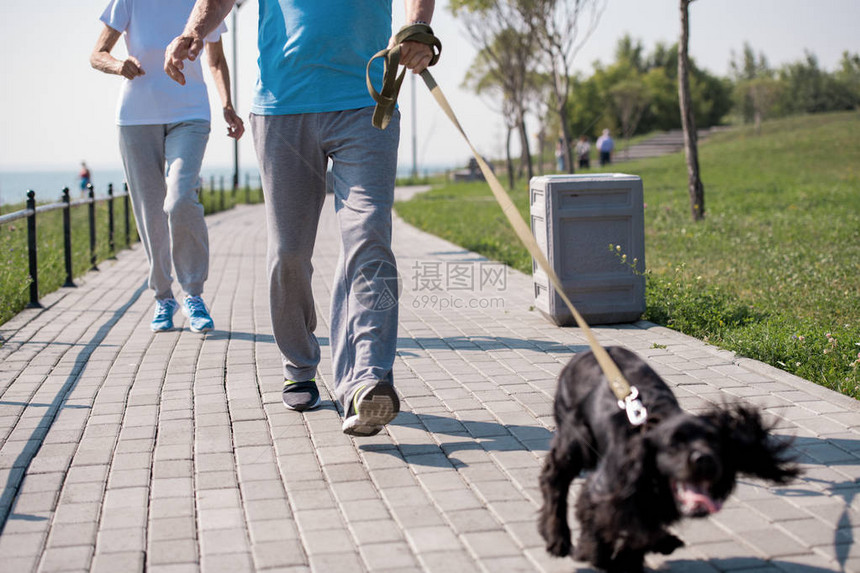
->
[0, 186, 263, 329]
[395, 111, 860, 398]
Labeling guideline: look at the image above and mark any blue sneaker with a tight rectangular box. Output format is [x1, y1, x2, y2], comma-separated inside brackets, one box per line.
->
[183, 295, 214, 333]
[151, 298, 179, 332]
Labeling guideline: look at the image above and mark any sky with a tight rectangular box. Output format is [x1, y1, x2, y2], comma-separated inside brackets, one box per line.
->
[0, 0, 858, 176]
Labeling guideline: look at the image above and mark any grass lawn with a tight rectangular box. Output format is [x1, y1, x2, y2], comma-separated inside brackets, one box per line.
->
[395, 111, 860, 398]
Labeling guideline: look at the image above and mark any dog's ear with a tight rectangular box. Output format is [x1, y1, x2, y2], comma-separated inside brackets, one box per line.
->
[709, 404, 800, 484]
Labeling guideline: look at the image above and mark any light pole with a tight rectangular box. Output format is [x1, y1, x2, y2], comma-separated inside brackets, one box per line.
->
[411, 73, 418, 180]
[231, 0, 246, 193]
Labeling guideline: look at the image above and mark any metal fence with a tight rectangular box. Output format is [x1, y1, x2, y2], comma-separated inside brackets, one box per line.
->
[0, 174, 262, 313]
[0, 184, 131, 309]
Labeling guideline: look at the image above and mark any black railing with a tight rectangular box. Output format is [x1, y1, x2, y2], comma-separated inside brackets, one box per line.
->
[0, 175, 262, 314]
[0, 184, 130, 309]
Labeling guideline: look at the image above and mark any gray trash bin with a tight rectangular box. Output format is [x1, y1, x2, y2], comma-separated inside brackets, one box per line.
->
[530, 174, 645, 325]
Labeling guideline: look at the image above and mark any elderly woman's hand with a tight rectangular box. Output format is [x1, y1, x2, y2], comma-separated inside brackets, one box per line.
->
[117, 57, 145, 80]
[223, 105, 245, 140]
[91, 24, 145, 80]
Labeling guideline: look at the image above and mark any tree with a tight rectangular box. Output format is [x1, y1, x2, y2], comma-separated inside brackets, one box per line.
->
[525, 0, 608, 173]
[778, 51, 858, 115]
[452, 1, 541, 182]
[834, 51, 860, 109]
[730, 43, 779, 131]
[610, 77, 650, 157]
[463, 47, 520, 188]
[566, 35, 730, 141]
[743, 77, 782, 134]
[678, 0, 704, 221]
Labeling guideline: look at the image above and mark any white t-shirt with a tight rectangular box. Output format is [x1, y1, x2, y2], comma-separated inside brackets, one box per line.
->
[100, 0, 226, 126]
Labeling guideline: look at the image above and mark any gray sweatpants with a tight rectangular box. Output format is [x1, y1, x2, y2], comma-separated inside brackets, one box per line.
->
[250, 107, 400, 407]
[118, 120, 210, 301]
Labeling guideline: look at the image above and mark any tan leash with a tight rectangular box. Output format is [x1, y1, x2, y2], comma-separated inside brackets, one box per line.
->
[368, 27, 647, 426]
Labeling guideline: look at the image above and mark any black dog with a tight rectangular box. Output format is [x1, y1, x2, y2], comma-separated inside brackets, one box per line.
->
[539, 347, 799, 573]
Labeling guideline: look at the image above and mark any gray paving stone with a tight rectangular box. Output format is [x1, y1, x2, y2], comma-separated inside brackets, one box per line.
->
[4, 199, 860, 573]
[711, 506, 774, 532]
[147, 538, 199, 566]
[199, 552, 254, 573]
[360, 541, 420, 571]
[150, 497, 195, 520]
[0, 531, 46, 558]
[149, 517, 197, 542]
[404, 525, 463, 553]
[740, 528, 816, 557]
[482, 555, 541, 572]
[97, 526, 146, 554]
[251, 539, 307, 569]
[101, 505, 148, 531]
[307, 552, 366, 572]
[90, 551, 145, 573]
[389, 503, 448, 529]
[302, 527, 354, 555]
[38, 545, 94, 572]
[197, 507, 245, 531]
[52, 502, 100, 525]
[461, 530, 523, 558]
[198, 528, 251, 555]
[247, 518, 300, 544]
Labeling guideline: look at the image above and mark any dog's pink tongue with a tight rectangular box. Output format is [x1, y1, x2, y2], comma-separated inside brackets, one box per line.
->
[678, 485, 722, 516]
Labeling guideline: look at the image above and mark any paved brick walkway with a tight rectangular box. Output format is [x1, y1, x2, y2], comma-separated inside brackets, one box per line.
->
[0, 194, 858, 573]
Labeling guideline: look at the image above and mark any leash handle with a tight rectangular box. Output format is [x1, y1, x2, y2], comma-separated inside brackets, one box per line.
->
[417, 70, 647, 425]
[367, 24, 441, 130]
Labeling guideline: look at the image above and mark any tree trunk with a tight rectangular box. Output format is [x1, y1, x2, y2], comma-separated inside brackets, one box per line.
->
[537, 129, 545, 175]
[678, 0, 705, 221]
[557, 101, 575, 174]
[550, 66, 575, 174]
[517, 113, 534, 181]
[505, 125, 515, 190]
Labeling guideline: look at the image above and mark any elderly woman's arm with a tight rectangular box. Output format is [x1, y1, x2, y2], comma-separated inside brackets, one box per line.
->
[204, 39, 245, 140]
[90, 24, 145, 80]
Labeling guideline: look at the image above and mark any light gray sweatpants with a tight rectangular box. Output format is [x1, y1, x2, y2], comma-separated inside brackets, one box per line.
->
[119, 120, 210, 301]
[250, 107, 400, 407]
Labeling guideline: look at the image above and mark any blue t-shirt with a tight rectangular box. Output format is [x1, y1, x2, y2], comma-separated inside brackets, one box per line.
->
[252, 0, 392, 115]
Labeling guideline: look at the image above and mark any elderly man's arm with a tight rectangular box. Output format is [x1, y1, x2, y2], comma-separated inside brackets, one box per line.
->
[400, 0, 436, 74]
[164, 0, 235, 85]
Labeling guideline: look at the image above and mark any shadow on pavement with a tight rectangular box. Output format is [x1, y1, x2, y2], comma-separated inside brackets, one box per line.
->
[360, 411, 552, 470]
[0, 282, 148, 533]
[657, 558, 843, 572]
[398, 336, 585, 354]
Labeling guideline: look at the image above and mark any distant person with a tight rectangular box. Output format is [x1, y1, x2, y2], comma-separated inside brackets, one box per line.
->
[596, 128, 614, 166]
[90, 0, 244, 334]
[575, 136, 591, 170]
[79, 161, 92, 196]
[555, 138, 566, 172]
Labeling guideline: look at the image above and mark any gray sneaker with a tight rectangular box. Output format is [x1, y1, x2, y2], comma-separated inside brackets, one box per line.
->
[342, 383, 400, 437]
[282, 379, 321, 411]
